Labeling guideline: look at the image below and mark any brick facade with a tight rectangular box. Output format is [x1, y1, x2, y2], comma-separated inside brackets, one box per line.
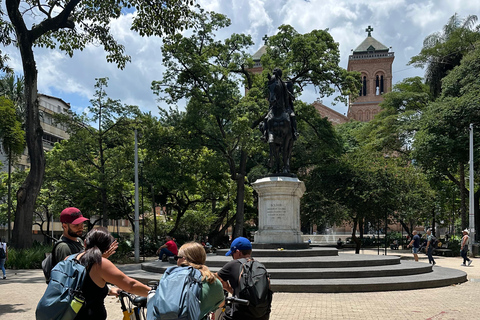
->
[313, 100, 348, 125]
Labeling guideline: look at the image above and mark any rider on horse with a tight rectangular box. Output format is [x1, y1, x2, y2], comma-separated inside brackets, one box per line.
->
[261, 68, 299, 142]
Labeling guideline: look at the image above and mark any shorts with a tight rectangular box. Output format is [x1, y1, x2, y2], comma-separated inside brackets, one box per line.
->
[412, 247, 419, 254]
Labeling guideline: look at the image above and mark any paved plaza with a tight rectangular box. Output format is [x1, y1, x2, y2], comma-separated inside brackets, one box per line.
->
[0, 249, 479, 319]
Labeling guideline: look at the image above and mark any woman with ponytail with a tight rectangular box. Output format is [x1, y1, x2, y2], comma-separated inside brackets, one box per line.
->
[176, 242, 225, 318]
[75, 227, 151, 320]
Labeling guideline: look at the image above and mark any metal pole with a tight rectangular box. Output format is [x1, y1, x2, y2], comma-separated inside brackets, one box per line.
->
[141, 163, 145, 262]
[385, 212, 388, 255]
[134, 129, 140, 263]
[469, 123, 475, 252]
[152, 185, 157, 241]
[377, 219, 380, 255]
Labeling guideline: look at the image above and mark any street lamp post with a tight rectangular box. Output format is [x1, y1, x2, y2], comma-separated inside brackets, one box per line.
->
[385, 212, 388, 255]
[139, 161, 145, 262]
[469, 124, 475, 251]
[134, 129, 140, 263]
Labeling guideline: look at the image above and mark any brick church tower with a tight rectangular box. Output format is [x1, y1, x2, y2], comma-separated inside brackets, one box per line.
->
[347, 26, 394, 122]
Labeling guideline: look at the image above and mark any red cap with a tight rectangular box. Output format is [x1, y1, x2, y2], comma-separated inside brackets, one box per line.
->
[60, 207, 89, 225]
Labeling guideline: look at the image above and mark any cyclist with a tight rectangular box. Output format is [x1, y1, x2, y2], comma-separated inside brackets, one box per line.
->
[74, 227, 151, 320]
[216, 237, 272, 320]
[176, 242, 225, 319]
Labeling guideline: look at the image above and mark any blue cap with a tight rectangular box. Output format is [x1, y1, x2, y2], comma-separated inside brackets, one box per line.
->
[225, 237, 252, 256]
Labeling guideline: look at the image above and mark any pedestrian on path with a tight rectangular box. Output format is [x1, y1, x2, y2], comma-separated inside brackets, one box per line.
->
[407, 230, 420, 262]
[460, 229, 472, 267]
[0, 238, 7, 279]
[425, 229, 436, 266]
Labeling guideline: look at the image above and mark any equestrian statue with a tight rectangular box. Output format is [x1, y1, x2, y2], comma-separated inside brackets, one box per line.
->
[259, 68, 299, 175]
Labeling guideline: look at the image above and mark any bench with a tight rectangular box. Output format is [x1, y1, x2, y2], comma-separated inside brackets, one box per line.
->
[433, 248, 453, 257]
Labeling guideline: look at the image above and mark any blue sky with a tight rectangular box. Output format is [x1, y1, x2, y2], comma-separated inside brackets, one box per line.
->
[3, 0, 480, 117]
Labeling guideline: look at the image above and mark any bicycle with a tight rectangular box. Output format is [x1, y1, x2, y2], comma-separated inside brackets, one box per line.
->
[208, 292, 250, 320]
[118, 290, 148, 320]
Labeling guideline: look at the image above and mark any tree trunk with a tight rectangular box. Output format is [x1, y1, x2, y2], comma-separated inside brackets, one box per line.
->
[11, 34, 45, 249]
[351, 218, 361, 254]
[233, 150, 247, 239]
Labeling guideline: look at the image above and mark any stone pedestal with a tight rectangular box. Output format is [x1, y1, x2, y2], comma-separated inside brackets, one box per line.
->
[253, 176, 306, 247]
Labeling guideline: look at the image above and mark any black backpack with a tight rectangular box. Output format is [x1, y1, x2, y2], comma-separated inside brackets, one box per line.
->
[237, 258, 272, 318]
[42, 240, 78, 283]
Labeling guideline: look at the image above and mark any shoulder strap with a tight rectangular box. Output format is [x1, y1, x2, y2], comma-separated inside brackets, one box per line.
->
[51, 240, 65, 266]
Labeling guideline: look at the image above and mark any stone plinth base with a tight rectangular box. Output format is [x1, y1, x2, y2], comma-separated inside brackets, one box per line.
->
[253, 176, 306, 245]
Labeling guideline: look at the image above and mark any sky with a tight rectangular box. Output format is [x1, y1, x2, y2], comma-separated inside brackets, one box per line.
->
[3, 0, 480, 117]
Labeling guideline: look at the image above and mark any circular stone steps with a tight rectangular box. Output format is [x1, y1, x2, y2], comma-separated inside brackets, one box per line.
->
[137, 248, 467, 293]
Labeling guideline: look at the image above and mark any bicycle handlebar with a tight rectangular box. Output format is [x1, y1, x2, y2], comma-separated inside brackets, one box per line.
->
[118, 290, 147, 308]
[225, 296, 250, 306]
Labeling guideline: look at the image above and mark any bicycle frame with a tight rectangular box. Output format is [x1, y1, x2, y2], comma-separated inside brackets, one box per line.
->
[118, 290, 147, 320]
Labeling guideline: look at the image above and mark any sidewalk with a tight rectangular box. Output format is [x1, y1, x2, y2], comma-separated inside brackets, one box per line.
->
[0, 251, 478, 320]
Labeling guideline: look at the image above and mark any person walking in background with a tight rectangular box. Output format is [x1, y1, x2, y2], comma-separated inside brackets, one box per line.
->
[407, 230, 420, 262]
[176, 242, 225, 319]
[156, 235, 178, 261]
[0, 238, 7, 279]
[460, 229, 473, 267]
[425, 229, 436, 266]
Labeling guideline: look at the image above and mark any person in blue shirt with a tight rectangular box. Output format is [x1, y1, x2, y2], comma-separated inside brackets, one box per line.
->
[407, 230, 420, 262]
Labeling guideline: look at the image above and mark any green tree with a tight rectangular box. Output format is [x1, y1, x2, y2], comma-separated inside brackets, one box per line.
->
[413, 41, 480, 231]
[140, 109, 234, 242]
[2, 0, 196, 248]
[48, 78, 139, 228]
[153, 9, 360, 238]
[356, 77, 432, 158]
[409, 14, 480, 98]
[0, 96, 25, 241]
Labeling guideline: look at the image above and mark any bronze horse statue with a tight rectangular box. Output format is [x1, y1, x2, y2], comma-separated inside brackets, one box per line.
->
[261, 70, 294, 174]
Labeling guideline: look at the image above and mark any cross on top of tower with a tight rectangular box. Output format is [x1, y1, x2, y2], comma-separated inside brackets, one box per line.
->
[262, 34, 268, 45]
[365, 26, 373, 37]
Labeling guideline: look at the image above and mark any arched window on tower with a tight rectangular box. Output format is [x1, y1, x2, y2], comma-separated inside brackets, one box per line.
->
[365, 110, 371, 121]
[375, 73, 385, 95]
[361, 76, 367, 96]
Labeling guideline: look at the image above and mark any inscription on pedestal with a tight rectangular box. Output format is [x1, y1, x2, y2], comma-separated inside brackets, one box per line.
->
[267, 203, 286, 220]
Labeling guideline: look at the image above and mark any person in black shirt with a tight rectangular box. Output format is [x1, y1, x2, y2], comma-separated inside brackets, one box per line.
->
[216, 237, 271, 320]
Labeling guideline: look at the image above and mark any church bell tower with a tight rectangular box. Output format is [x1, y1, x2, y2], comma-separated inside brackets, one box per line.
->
[347, 26, 394, 122]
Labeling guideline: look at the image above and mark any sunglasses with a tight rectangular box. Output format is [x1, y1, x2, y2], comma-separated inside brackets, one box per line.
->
[174, 255, 184, 261]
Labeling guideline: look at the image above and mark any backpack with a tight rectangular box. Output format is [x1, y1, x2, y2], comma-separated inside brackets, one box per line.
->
[36, 254, 88, 320]
[147, 266, 203, 320]
[430, 235, 438, 248]
[237, 258, 272, 318]
[0, 243, 5, 259]
[42, 240, 77, 284]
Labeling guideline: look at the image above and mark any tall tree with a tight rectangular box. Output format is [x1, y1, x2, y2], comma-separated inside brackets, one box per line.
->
[413, 42, 480, 231]
[409, 14, 480, 98]
[153, 10, 360, 238]
[1, 0, 196, 248]
[51, 78, 139, 227]
[0, 96, 25, 241]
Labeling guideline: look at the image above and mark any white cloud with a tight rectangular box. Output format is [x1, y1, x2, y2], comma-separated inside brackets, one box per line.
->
[3, 0, 480, 117]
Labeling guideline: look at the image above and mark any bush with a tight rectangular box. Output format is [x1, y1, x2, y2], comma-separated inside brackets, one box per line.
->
[6, 242, 51, 269]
